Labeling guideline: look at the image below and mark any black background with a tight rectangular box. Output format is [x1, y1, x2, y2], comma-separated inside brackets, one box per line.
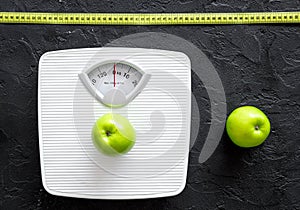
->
[0, 1, 300, 210]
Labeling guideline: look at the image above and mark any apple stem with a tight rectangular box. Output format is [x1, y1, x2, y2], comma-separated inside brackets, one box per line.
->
[255, 125, 259, 130]
[106, 131, 111, 137]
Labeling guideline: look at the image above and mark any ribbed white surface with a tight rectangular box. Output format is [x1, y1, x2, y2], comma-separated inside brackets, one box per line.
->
[38, 47, 191, 199]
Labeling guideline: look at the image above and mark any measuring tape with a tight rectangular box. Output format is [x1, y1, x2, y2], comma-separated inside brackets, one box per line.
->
[1, 11, 300, 25]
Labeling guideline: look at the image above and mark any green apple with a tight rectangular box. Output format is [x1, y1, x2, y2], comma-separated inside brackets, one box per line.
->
[226, 106, 271, 148]
[92, 113, 136, 156]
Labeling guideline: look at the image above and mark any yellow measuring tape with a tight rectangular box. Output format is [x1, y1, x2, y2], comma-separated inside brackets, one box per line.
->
[1, 11, 300, 25]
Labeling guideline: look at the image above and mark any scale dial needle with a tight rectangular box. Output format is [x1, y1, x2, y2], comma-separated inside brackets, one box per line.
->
[114, 63, 116, 87]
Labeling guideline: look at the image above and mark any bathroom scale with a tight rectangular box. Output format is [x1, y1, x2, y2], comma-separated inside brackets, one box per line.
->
[38, 47, 191, 199]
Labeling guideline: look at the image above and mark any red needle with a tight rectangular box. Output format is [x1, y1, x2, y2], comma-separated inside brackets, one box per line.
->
[114, 63, 116, 87]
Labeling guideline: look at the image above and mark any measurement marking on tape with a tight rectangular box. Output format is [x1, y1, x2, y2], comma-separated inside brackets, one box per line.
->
[0, 12, 300, 25]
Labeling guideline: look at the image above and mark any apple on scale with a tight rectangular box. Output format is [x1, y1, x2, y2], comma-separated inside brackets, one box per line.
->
[92, 113, 136, 156]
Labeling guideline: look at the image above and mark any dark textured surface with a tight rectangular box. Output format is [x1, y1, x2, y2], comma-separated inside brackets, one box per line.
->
[0, 1, 300, 210]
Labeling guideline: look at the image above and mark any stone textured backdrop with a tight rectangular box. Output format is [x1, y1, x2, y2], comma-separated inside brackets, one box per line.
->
[0, 1, 299, 209]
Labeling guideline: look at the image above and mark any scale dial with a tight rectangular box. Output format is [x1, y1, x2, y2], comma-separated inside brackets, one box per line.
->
[79, 61, 151, 107]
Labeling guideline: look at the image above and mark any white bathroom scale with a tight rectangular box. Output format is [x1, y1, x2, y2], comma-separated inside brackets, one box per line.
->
[38, 47, 191, 199]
